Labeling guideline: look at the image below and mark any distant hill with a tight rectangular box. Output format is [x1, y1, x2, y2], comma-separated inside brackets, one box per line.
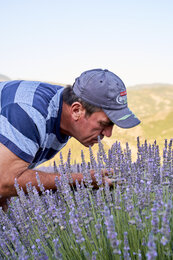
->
[0, 74, 11, 81]
[36, 83, 173, 165]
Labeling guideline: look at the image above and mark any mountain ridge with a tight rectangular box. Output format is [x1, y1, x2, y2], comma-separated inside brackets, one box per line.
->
[0, 74, 11, 81]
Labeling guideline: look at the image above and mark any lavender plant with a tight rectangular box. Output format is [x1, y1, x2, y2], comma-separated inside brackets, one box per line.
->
[0, 138, 173, 259]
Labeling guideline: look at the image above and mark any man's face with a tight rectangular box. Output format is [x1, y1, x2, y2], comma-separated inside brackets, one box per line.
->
[74, 110, 114, 147]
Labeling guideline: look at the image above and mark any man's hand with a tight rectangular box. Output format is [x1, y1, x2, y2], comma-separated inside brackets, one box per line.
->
[89, 168, 125, 188]
[0, 197, 11, 213]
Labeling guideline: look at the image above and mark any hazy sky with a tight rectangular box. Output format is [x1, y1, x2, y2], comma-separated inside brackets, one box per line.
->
[0, 0, 173, 86]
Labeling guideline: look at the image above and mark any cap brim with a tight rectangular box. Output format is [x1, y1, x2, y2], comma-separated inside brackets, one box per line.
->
[103, 107, 141, 129]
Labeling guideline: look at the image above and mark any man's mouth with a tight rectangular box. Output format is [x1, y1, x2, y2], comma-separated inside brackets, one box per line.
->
[92, 139, 99, 144]
[92, 136, 104, 143]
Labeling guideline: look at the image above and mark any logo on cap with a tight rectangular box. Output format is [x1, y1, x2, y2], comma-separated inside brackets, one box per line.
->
[116, 91, 127, 104]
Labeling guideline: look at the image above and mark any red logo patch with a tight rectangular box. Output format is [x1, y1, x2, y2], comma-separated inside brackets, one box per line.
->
[120, 91, 127, 96]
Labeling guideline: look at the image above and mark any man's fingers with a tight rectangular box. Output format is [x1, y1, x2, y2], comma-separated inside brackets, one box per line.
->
[104, 177, 126, 186]
[0, 197, 11, 213]
[101, 168, 114, 176]
[2, 203, 8, 213]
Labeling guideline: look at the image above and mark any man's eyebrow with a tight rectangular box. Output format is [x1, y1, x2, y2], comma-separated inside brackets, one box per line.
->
[100, 120, 114, 126]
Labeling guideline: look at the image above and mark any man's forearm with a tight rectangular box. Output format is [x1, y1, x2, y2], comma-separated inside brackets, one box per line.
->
[1, 169, 85, 197]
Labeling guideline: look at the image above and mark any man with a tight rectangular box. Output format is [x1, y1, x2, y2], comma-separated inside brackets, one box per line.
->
[0, 69, 140, 211]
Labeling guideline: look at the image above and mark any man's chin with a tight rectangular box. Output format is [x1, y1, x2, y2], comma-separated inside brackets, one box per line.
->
[83, 142, 97, 147]
[83, 143, 94, 147]
[89, 141, 98, 147]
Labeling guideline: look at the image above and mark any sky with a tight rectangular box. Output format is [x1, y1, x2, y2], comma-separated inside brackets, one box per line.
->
[0, 0, 173, 86]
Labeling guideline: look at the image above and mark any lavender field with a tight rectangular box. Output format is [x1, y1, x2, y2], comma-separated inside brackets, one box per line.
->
[0, 138, 173, 259]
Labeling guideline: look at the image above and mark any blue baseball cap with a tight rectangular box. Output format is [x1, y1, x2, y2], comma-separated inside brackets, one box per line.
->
[73, 69, 140, 128]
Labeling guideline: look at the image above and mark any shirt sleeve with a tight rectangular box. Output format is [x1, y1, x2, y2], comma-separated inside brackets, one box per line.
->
[0, 103, 46, 163]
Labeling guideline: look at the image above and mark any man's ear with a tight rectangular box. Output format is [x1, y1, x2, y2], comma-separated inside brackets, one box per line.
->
[71, 102, 85, 121]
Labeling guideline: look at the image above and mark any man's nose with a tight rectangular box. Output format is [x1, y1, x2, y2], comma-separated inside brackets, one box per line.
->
[102, 125, 113, 137]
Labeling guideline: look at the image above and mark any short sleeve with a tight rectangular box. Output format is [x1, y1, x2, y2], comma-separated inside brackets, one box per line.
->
[0, 103, 45, 163]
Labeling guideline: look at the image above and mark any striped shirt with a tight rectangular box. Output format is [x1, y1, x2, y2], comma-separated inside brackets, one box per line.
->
[0, 80, 70, 168]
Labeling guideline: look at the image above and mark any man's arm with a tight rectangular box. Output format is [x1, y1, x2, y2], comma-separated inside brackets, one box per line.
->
[0, 144, 84, 197]
[0, 143, 110, 198]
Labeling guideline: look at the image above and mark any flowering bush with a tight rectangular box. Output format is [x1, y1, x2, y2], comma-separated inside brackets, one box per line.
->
[0, 138, 173, 259]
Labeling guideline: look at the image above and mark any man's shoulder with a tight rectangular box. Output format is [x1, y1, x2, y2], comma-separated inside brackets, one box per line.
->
[0, 80, 65, 117]
[0, 80, 64, 96]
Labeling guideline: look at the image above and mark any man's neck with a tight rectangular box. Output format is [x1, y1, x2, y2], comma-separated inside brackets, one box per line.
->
[60, 102, 72, 136]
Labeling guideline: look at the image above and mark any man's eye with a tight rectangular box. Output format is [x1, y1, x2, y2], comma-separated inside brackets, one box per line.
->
[100, 123, 106, 127]
[100, 122, 113, 128]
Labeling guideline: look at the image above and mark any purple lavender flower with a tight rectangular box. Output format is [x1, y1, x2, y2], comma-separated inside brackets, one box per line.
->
[160, 200, 172, 245]
[151, 201, 159, 235]
[96, 189, 104, 211]
[146, 233, 157, 260]
[81, 150, 93, 188]
[94, 220, 102, 237]
[60, 152, 73, 184]
[0, 138, 173, 259]
[104, 206, 121, 255]
[36, 172, 45, 193]
[104, 181, 113, 205]
[123, 232, 131, 260]
[89, 146, 97, 170]
[92, 251, 98, 260]
[69, 208, 85, 244]
[53, 238, 63, 259]
[95, 152, 103, 186]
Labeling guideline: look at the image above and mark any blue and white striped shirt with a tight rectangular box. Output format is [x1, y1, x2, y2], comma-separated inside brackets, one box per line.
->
[0, 80, 69, 168]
